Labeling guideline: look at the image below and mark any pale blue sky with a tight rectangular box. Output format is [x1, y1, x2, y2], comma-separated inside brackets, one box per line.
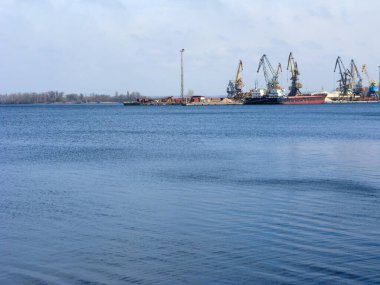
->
[0, 0, 379, 96]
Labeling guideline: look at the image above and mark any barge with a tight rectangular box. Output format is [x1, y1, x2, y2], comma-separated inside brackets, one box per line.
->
[279, 92, 327, 104]
[244, 92, 327, 105]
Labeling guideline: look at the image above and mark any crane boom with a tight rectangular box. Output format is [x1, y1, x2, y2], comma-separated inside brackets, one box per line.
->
[287, 53, 295, 75]
[350, 60, 361, 85]
[257, 55, 270, 86]
[273, 63, 282, 86]
[235, 60, 243, 83]
[275, 63, 282, 76]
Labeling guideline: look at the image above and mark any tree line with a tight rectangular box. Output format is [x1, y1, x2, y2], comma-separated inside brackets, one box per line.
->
[0, 91, 144, 104]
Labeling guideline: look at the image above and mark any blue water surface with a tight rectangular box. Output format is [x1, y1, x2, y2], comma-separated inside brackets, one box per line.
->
[1, 104, 380, 284]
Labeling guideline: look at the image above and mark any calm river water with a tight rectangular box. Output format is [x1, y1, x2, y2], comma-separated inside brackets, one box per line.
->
[1, 104, 380, 284]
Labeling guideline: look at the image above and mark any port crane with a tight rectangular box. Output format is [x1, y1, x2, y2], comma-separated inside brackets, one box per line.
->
[350, 59, 364, 96]
[257, 54, 283, 96]
[227, 60, 245, 99]
[334, 56, 352, 98]
[362, 64, 379, 96]
[287, 52, 302, 96]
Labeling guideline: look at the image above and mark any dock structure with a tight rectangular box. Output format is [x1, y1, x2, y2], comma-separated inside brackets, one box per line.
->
[184, 97, 242, 106]
[126, 96, 242, 106]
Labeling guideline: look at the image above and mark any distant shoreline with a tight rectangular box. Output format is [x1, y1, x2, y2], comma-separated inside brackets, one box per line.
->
[0, 91, 144, 105]
[0, 102, 121, 105]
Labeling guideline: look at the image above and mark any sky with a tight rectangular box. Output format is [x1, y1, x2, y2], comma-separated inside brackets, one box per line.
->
[0, 0, 379, 97]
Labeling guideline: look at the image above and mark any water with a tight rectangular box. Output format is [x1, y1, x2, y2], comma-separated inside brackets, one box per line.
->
[1, 104, 380, 284]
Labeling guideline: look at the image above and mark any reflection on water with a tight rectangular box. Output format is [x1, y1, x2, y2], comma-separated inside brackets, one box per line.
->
[1, 104, 380, 284]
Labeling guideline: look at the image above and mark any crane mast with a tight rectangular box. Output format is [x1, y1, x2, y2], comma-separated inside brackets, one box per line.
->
[350, 59, 363, 96]
[287, 52, 302, 96]
[334, 56, 352, 98]
[227, 60, 245, 99]
[362, 64, 372, 86]
[362, 64, 379, 96]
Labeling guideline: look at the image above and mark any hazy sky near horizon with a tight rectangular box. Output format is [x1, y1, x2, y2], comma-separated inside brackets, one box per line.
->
[0, 0, 379, 96]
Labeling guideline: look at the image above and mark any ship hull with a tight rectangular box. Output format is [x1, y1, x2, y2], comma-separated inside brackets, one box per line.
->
[244, 94, 327, 105]
[279, 94, 327, 105]
[244, 97, 280, 105]
[123, 102, 141, 106]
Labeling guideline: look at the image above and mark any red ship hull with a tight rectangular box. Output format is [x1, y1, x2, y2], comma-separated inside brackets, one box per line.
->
[279, 94, 327, 105]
